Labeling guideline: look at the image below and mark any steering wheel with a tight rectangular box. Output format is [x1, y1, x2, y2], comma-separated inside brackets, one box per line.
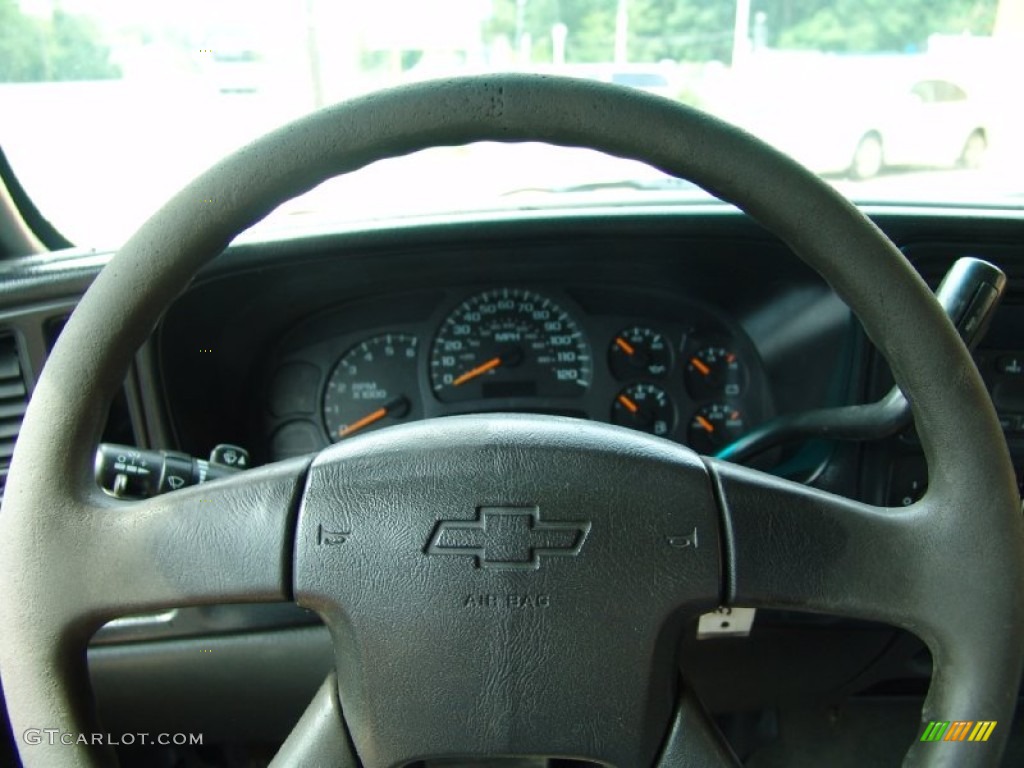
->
[1, 75, 1021, 768]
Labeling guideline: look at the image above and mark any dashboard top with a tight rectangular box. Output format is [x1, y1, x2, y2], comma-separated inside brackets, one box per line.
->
[2, 202, 1024, 301]
[0, 206, 1021, 490]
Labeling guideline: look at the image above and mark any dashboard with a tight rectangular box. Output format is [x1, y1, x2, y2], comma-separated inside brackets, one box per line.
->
[2, 206, 1022, 765]
[264, 284, 773, 460]
[9, 209, 1021, 542]
[150, 214, 862, 481]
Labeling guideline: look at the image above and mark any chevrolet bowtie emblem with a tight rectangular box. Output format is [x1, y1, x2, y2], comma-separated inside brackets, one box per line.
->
[425, 506, 591, 570]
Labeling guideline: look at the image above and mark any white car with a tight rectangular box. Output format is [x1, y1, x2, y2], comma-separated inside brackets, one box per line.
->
[737, 76, 987, 179]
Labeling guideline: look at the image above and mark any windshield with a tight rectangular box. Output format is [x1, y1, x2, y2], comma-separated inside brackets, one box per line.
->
[1, 0, 1022, 248]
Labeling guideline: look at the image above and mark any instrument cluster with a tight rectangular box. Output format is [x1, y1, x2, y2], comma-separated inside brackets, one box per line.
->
[264, 286, 772, 461]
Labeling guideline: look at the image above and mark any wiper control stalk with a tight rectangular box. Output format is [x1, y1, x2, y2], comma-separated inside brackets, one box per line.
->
[95, 443, 250, 498]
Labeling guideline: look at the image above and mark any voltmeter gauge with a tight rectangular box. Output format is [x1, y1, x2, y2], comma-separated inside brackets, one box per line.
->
[611, 383, 674, 437]
[608, 326, 672, 380]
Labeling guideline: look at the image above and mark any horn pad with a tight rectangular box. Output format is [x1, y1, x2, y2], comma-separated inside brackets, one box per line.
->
[294, 415, 722, 767]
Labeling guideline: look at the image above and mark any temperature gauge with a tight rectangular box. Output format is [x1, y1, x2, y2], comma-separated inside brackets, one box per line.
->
[612, 383, 674, 437]
[688, 403, 746, 454]
[609, 327, 672, 380]
[686, 347, 745, 400]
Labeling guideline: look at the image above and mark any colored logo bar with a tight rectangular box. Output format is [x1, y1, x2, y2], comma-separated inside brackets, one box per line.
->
[920, 721, 997, 742]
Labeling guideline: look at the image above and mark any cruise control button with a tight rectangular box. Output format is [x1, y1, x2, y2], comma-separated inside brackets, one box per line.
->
[888, 455, 928, 507]
[997, 355, 1024, 375]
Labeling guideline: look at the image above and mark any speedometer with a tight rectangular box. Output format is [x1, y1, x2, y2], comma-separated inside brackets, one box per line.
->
[430, 288, 591, 403]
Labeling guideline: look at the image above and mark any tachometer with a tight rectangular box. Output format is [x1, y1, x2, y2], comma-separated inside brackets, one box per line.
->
[430, 288, 591, 402]
[322, 334, 419, 441]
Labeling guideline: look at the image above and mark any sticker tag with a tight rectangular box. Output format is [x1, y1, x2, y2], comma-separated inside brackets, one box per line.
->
[697, 607, 756, 639]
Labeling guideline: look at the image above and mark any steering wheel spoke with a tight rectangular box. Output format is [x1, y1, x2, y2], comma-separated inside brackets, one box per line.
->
[89, 456, 311, 618]
[709, 457, 1024, 766]
[709, 458, 933, 627]
[657, 684, 741, 767]
[269, 672, 357, 768]
[0, 457, 309, 767]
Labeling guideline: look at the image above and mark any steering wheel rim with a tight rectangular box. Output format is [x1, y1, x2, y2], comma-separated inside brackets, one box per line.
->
[1, 74, 1021, 767]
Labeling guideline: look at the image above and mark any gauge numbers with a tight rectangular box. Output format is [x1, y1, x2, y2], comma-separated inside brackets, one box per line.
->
[430, 288, 591, 402]
[322, 334, 418, 441]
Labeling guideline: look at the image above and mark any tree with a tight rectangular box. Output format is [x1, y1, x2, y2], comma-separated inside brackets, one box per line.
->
[629, 0, 736, 62]
[761, 0, 998, 53]
[480, 0, 999, 64]
[47, 9, 121, 81]
[0, 0, 120, 82]
[485, 0, 737, 63]
[0, 0, 46, 81]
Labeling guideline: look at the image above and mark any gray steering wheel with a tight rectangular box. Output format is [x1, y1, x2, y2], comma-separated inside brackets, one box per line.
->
[1, 75, 1021, 768]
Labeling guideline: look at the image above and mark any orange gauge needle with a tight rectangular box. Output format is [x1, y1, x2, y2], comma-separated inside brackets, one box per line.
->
[617, 394, 639, 414]
[339, 396, 411, 438]
[615, 337, 636, 356]
[690, 357, 711, 376]
[696, 415, 715, 433]
[339, 407, 387, 438]
[453, 356, 502, 387]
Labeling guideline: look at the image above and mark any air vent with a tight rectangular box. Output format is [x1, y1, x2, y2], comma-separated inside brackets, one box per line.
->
[0, 333, 28, 496]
